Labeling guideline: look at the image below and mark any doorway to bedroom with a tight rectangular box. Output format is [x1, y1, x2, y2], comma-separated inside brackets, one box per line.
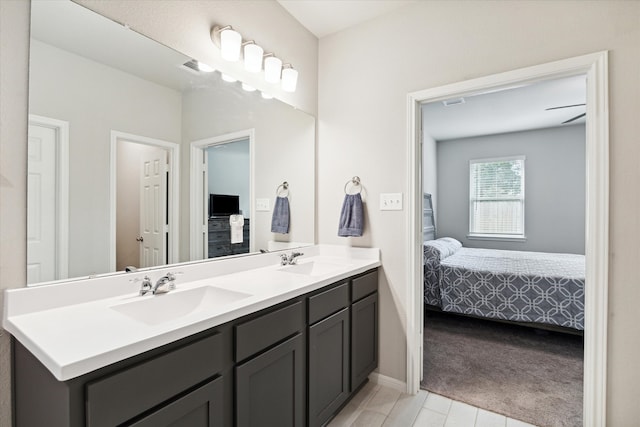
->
[420, 75, 586, 426]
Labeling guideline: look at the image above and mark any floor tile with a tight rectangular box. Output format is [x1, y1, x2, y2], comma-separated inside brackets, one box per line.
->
[444, 401, 478, 427]
[352, 409, 387, 427]
[476, 409, 507, 427]
[350, 381, 381, 408]
[365, 386, 402, 415]
[506, 418, 538, 427]
[383, 390, 429, 426]
[423, 393, 453, 415]
[327, 401, 363, 427]
[412, 407, 447, 427]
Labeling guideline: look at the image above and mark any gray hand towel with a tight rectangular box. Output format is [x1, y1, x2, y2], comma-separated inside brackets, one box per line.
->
[271, 196, 290, 234]
[338, 193, 364, 237]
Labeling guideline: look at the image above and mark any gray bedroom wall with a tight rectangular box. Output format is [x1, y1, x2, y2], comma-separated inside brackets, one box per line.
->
[423, 131, 438, 216]
[207, 139, 250, 218]
[436, 124, 585, 254]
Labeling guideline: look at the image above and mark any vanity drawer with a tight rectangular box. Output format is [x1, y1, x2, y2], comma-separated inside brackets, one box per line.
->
[351, 269, 378, 302]
[235, 301, 304, 362]
[308, 281, 349, 325]
[86, 331, 226, 427]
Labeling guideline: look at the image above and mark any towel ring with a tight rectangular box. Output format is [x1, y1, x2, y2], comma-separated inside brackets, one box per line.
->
[276, 181, 289, 197]
[344, 176, 362, 194]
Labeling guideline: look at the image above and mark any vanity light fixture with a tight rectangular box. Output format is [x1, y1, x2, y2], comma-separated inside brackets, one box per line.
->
[196, 61, 214, 73]
[243, 41, 264, 73]
[221, 73, 237, 83]
[281, 64, 298, 93]
[261, 92, 273, 99]
[264, 53, 283, 83]
[212, 25, 242, 62]
[241, 83, 256, 92]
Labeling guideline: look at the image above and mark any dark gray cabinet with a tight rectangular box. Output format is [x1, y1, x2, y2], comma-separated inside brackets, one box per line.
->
[12, 268, 378, 427]
[351, 270, 379, 390]
[236, 334, 305, 427]
[308, 308, 350, 427]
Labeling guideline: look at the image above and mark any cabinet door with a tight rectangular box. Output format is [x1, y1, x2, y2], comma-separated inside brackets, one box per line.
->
[308, 308, 350, 427]
[351, 292, 379, 390]
[128, 376, 223, 427]
[236, 334, 305, 427]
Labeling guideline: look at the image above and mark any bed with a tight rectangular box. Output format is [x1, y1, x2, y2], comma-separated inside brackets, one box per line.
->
[423, 237, 585, 331]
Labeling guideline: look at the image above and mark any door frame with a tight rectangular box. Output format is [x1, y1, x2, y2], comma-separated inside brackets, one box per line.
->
[189, 129, 255, 261]
[27, 114, 69, 281]
[406, 51, 609, 426]
[109, 131, 180, 270]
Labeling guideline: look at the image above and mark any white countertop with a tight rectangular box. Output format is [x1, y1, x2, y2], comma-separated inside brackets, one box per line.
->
[3, 245, 380, 381]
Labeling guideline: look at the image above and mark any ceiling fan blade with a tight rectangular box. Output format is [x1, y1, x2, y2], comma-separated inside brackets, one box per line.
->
[562, 112, 586, 124]
[545, 103, 586, 111]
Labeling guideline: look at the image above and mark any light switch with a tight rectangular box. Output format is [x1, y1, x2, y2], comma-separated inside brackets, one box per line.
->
[380, 193, 403, 211]
[256, 198, 270, 212]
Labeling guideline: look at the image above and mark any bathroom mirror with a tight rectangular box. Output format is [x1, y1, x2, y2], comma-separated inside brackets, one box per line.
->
[27, 0, 315, 285]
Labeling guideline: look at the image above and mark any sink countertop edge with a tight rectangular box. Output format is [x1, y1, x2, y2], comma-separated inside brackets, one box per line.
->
[4, 251, 380, 381]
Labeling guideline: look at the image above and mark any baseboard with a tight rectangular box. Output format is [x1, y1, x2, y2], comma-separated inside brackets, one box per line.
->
[369, 372, 407, 393]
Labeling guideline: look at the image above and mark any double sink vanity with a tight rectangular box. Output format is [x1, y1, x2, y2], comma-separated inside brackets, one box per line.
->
[3, 245, 381, 427]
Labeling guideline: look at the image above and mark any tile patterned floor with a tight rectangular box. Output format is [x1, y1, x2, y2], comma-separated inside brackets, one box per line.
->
[328, 382, 539, 427]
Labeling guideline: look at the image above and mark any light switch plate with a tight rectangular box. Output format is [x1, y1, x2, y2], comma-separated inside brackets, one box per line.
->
[380, 193, 403, 211]
[256, 198, 270, 211]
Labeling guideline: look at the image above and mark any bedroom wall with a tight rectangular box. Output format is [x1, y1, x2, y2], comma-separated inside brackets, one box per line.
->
[423, 131, 438, 217]
[318, 1, 640, 423]
[436, 125, 585, 254]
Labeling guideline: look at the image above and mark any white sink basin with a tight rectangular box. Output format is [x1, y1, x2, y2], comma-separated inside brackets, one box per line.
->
[278, 260, 349, 277]
[110, 286, 252, 326]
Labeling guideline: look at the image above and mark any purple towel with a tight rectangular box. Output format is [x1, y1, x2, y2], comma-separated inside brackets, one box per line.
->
[338, 193, 364, 237]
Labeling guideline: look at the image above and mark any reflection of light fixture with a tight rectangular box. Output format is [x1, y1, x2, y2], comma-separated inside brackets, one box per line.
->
[221, 73, 237, 83]
[241, 83, 256, 92]
[264, 54, 282, 83]
[243, 41, 263, 73]
[196, 61, 214, 72]
[261, 92, 273, 99]
[212, 25, 242, 62]
[281, 64, 298, 93]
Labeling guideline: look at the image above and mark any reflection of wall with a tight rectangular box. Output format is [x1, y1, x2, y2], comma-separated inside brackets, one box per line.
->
[182, 87, 315, 255]
[28, 40, 182, 277]
[437, 125, 586, 254]
[207, 139, 250, 218]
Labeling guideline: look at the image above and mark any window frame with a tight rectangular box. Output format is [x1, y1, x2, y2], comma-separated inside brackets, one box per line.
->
[467, 155, 526, 241]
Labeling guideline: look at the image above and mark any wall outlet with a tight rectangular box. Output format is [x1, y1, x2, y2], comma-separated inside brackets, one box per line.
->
[380, 193, 403, 211]
[256, 198, 270, 211]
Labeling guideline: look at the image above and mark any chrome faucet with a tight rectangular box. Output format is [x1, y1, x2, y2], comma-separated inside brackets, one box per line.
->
[280, 251, 304, 266]
[137, 275, 153, 296]
[152, 272, 178, 295]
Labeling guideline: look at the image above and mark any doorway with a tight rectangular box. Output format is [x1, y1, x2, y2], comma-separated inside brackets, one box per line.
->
[26, 115, 69, 284]
[109, 131, 180, 271]
[406, 52, 609, 426]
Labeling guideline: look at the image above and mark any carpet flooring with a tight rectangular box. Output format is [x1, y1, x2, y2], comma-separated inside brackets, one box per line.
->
[421, 310, 583, 427]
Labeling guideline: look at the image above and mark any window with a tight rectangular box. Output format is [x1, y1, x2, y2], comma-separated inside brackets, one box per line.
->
[469, 156, 525, 239]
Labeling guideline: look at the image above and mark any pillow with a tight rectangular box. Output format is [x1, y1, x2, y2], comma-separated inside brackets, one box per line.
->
[423, 237, 462, 260]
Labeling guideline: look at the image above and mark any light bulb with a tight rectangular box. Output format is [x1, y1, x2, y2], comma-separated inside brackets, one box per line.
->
[241, 83, 256, 92]
[264, 56, 283, 83]
[221, 73, 237, 83]
[261, 92, 273, 99]
[220, 28, 241, 62]
[244, 42, 264, 73]
[196, 61, 214, 72]
[281, 67, 298, 93]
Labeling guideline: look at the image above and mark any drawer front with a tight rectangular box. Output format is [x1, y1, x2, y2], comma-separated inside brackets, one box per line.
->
[208, 218, 229, 231]
[86, 331, 225, 427]
[308, 281, 349, 325]
[351, 269, 378, 302]
[235, 301, 304, 362]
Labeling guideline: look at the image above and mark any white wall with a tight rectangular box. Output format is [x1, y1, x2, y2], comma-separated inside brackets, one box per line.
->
[318, 1, 640, 423]
[436, 125, 585, 254]
[29, 40, 182, 277]
[422, 131, 438, 217]
[207, 139, 250, 218]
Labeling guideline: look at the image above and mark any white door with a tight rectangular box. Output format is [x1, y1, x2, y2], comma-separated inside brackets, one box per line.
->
[27, 124, 57, 283]
[139, 148, 168, 268]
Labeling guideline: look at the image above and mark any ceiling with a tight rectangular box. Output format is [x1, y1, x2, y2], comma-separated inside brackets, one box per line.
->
[277, 0, 417, 38]
[422, 75, 587, 141]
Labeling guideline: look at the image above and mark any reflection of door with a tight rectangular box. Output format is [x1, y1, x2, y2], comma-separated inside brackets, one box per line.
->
[27, 124, 57, 283]
[139, 148, 167, 268]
